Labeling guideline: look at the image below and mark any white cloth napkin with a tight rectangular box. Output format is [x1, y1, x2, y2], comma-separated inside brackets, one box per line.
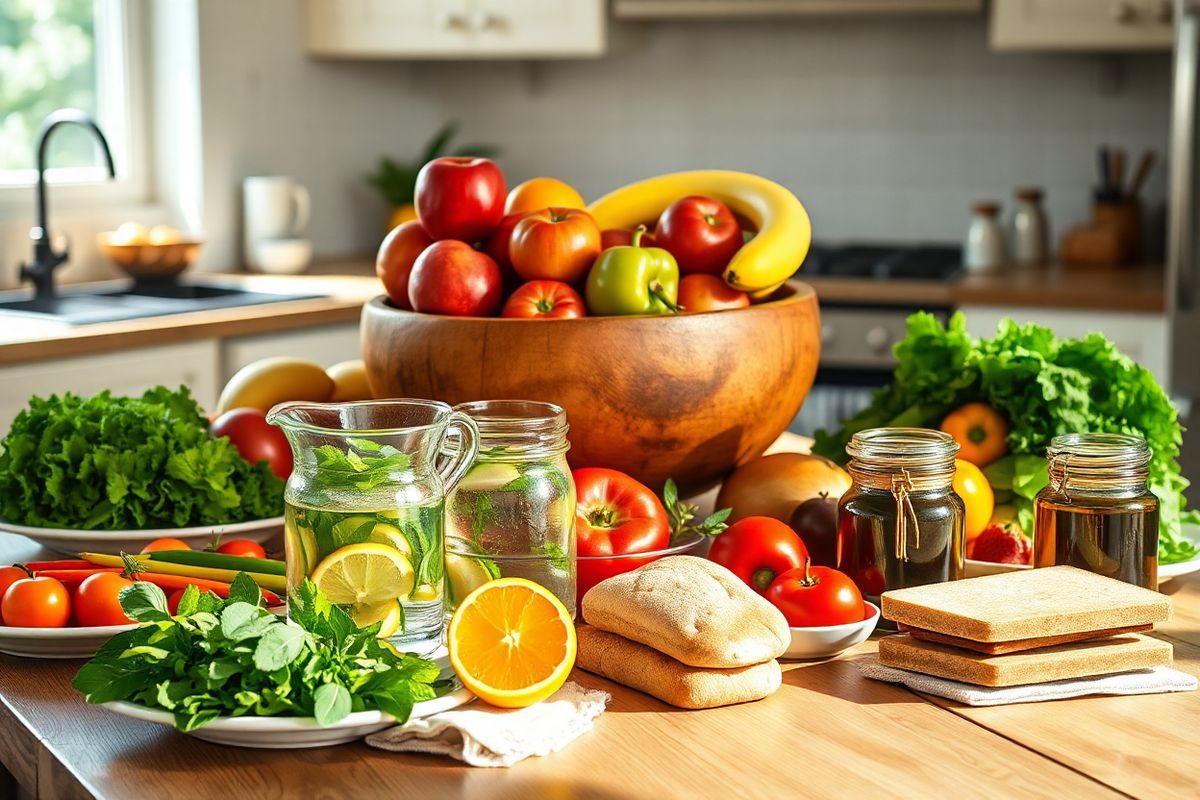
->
[365, 682, 610, 767]
[855, 654, 1197, 706]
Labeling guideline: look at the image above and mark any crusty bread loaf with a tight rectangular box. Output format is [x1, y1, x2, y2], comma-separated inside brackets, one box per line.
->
[901, 623, 1153, 655]
[581, 556, 789, 668]
[878, 632, 1172, 687]
[576, 626, 782, 709]
[881, 566, 1170, 642]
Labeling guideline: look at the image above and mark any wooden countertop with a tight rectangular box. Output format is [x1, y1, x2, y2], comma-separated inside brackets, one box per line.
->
[0, 527, 1197, 798]
[0, 268, 381, 366]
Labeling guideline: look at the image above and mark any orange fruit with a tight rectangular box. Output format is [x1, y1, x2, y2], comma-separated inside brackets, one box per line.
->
[504, 177, 585, 215]
[387, 203, 418, 231]
[953, 458, 995, 544]
[448, 577, 576, 708]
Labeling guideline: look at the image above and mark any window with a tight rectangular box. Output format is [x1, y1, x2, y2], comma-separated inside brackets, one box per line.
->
[0, 0, 146, 203]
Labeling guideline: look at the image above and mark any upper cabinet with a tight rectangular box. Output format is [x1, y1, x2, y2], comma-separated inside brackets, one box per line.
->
[304, 0, 606, 59]
[612, 0, 981, 17]
[991, 0, 1174, 51]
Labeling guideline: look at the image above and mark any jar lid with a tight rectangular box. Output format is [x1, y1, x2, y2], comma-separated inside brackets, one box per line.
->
[847, 427, 959, 468]
[971, 202, 1000, 217]
[1046, 432, 1150, 469]
[1015, 187, 1044, 202]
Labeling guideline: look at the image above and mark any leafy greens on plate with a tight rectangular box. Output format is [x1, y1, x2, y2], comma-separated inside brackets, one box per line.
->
[73, 576, 444, 731]
[812, 312, 1199, 563]
[0, 386, 284, 530]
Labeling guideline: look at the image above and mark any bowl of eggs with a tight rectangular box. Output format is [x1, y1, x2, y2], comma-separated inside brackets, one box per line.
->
[97, 222, 203, 282]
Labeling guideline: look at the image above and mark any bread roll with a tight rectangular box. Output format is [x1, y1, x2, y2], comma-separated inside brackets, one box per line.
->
[577, 626, 782, 709]
[581, 555, 789, 668]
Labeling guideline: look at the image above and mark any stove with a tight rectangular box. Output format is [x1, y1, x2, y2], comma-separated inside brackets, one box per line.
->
[800, 242, 963, 281]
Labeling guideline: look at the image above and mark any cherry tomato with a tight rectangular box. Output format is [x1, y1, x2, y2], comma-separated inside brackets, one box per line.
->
[143, 537, 192, 553]
[765, 560, 864, 627]
[573, 467, 671, 604]
[1, 577, 70, 628]
[167, 588, 187, 615]
[0, 565, 30, 603]
[216, 539, 267, 559]
[677, 274, 750, 313]
[74, 572, 135, 627]
[708, 516, 808, 595]
[501, 280, 587, 319]
[210, 407, 293, 479]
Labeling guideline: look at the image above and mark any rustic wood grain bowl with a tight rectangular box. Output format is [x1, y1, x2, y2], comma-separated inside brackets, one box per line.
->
[362, 280, 821, 493]
[96, 233, 203, 282]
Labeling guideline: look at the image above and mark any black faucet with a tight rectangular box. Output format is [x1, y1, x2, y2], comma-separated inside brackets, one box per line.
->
[18, 109, 116, 300]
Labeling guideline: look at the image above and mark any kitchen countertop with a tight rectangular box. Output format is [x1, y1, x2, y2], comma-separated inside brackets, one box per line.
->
[0, 267, 381, 366]
[0, 522, 1197, 798]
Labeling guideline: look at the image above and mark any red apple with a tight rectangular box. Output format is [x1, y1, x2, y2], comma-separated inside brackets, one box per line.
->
[407, 240, 503, 316]
[600, 227, 657, 250]
[376, 221, 433, 309]
[415, 157, 506, 243]
[482, 210, 528, 285]
[654, 195, 743, 275]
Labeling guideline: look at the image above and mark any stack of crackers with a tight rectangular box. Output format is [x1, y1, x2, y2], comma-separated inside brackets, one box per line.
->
[879, 566, 1173, 687]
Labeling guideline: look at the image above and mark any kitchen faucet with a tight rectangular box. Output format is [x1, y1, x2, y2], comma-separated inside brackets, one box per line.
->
[18, 108, 116, 300]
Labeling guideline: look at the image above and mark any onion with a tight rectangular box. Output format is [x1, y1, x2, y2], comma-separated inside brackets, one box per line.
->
[716, 452, 851, 524]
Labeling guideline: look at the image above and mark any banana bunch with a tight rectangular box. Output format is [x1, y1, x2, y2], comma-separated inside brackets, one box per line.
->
[587, 170, 811, 296]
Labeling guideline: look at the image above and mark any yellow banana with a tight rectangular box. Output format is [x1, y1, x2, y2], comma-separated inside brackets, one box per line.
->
[587, 170, 811, 294]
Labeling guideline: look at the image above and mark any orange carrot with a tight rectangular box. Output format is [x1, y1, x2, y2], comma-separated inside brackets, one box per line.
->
[131, 571, 282, 606]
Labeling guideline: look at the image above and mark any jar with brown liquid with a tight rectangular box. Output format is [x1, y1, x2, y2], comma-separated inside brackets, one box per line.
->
[1034, 433, 1159, 589]
[837, 428, 965, 624]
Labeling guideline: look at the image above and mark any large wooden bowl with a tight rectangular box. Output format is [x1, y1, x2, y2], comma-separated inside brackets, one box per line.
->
[361, 281, 820, 493]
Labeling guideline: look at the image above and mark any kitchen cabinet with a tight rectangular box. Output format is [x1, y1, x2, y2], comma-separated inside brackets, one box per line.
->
[959, 305, 1169, 385]
[990, 0, 1174, 51]
[305, 0, 606, 59]
[220, 323, 361, 382]
[613, 0, 981, 17]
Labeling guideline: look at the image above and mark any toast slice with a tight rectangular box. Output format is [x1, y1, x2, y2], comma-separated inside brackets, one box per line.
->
[900, 623, 1154, 654]
[881, 566, 1170, 642]
[878, 632, 1172, 687]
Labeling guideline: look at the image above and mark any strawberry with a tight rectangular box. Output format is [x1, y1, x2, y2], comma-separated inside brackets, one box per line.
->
[969, 523, 1032, 565]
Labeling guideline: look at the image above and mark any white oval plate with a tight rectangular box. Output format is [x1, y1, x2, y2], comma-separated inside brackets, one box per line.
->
[102, 651, 473, 748]
[966, 522, 1200, 584]
[782, 602, 880, 660]
[0, 516, 284, 557]
[0, 622, 138, 658]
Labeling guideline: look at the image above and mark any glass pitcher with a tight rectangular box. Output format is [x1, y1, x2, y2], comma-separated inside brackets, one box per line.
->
[267, 399, 479, 652]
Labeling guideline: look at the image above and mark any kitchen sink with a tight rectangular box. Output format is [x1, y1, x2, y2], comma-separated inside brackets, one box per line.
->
[0, 281, 323, 325]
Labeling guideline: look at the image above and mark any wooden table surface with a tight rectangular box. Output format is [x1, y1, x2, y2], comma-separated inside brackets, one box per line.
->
[1, 533, 1198, 800]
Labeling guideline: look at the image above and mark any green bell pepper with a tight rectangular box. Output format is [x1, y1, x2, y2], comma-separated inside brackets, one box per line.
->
[585, 227, 681, 316]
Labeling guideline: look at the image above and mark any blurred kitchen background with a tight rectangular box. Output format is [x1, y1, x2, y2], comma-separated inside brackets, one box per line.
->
[0, 0, 1197, 488]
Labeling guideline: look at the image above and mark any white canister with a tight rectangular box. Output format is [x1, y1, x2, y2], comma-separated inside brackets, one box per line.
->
[964, 202, 1006, 273]
[243, 176, 311, 269]
[1012, 187, 1049, 265]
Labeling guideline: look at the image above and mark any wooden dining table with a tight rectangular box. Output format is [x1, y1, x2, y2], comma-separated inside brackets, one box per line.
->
[1, 529, 1198, 800]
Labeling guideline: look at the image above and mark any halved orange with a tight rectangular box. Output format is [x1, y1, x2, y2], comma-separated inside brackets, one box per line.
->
[448, 577, 577, 708]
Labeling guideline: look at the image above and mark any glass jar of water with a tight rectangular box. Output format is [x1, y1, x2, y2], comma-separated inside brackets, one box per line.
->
[446, 401, 577, 616]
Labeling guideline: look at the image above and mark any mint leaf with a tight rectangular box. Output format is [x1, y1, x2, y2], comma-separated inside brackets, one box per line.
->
[253, 624, 308, 672]
[313, 683, 351, 726]
[228, 572, 262, 606]
[174, 584, 200, 617]
[219, 603, 275, 642]
[119, 582, 170, 622]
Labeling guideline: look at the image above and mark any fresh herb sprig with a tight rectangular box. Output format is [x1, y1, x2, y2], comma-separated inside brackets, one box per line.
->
[73, 575, 442, 731]
[663, 479, 731, 543]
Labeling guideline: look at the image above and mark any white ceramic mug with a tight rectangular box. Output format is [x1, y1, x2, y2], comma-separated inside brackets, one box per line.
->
[243, 176, 311, 268]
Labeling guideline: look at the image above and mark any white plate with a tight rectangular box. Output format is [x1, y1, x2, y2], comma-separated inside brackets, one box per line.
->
[782, 602, 880, 660]
[0, 622, 137, 658]
[0, 516, 284, 557]
[101, 650, 474, 748]
[966, 522, 1200, 584]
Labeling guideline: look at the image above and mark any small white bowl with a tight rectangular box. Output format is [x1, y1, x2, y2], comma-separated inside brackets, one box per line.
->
[253, 238, 313, 274]
[782, 602, 880, 660]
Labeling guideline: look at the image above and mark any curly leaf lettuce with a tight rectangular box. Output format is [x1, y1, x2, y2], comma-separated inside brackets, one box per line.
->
[0, 386, 284, 530]
[813, 312, 1198, 564]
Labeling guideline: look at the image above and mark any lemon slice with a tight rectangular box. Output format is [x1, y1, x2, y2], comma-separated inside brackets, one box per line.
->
[448, 577, 576, 708]
[366, 522, 414, 558]
[459, 462, 521, 492]
[445, 551, 495, 606]
[310, 543, 415, 607]
[349, 600, 403, 638]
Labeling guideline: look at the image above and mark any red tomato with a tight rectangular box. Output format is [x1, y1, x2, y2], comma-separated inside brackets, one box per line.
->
[167, 588, 187, 615]
[501, 280, 587, 319]
[217, 539, 267, 558]
[407, 240, 504, 317]
[677, 274, 751, 312]
[600, 228, 657, 250]
[765, 561, 865, 627]
[510, 208, 602, 283]
[573, 468, 671, 603]
[75, 572, 135, 627]
[482, 211, 528, 274]
[1, 576, 70, 627]
[0, 566, 30, 603]
[210, 408, 293, 479]
[142, 537, 192, 553]
[376, 221, 434, 310]
[415, 156, 506, 242]
[655, 195, 743, 275]
[708, 516, 808, 595]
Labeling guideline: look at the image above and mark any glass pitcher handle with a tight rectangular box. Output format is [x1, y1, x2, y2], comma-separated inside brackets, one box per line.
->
[437, 411, 480, 492]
